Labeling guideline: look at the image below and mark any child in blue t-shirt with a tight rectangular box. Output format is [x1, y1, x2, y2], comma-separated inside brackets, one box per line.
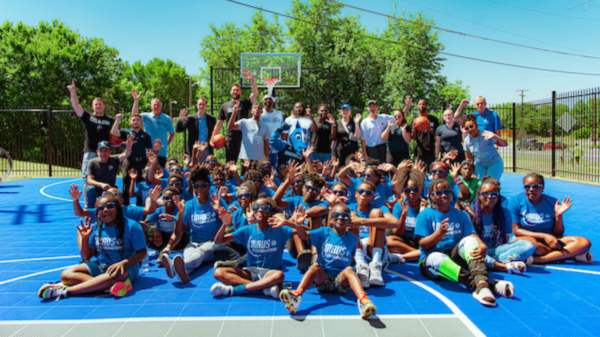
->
[145, 187, 190, 253]
[38, 193, 147, 299]
[277, 203, 378, 319]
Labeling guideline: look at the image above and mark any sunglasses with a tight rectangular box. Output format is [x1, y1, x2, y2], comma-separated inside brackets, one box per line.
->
[480, 191, 499, 198]
[251, 204, 273, 212]
[432, 189, 452, 197]
[192, 182, 210, 189]
[163, 195, 174, 201]
[364, 173, 376, 179]
[206, 159, 218, 164]
[357, 189, 374, 197]
[169, 181, 182, 187]
[250, 178, 261, 183]
[431, 169, 447, 175]
[259, 165, 271, 170]
[96, 202, 117, 212]
[524, 184, 543, 190]
[332, 190, 347, 197]
[170, 168, 182, 173]
[277, 166, 287, 171]
[305, 185, 320, 194]
[213, 178, 226, 183]
[465, 124, 477, 131]
[141, 169, 149, 174]
[403, 187, 419, 194]
[393, 115, 403, 119]
[292, 179, 304, 185]
[237, 192, 252, 199]
[330, 212, 351, 220]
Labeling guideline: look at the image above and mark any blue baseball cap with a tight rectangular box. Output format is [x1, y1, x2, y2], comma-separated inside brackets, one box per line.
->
[98, 141, 110, 150]
[341, 104, 351, 110]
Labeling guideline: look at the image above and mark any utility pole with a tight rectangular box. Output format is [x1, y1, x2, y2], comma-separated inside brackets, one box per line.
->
[516, 89, 528, 137]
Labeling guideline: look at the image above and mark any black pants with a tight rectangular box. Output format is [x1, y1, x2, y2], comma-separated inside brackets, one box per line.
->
[158, 156, 167, 169]
[212, 242, 247, 267]
[366, 144, 387, 164]
[414, 153, 436, 172]
[121, 157, 148, 206]
[420, 245, 488, 290]
[225, 139, 242, 163]
[387, 150, 410, 167]
[336, 141, 359, 166]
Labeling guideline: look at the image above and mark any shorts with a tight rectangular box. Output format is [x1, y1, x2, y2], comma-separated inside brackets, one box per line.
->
[83, 260, 140, 282]
[315, 272, 348, 294]
[385, 230, 420, 249]
[244, 266, 278, 281]
[81, 151, 98, 178]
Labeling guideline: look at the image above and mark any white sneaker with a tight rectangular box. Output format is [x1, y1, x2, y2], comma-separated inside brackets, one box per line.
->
[214, 259, 239, 269]
[356, 263, 370, 288]
[210, 282, 233, 297]
[263, 284, 280, 299]
[161, 253, 175, 279]
[369, 262, 384, 287]
[505, 261, 526, 274]
[575, 252, 594, 263]
[387, 253, 405, 264]
[357, 298, 377, 318]
[173, 255, 190, 284]
[279, 289, 302, 314]
[473, 287, 497, 307]
[492, 280, 514, 298]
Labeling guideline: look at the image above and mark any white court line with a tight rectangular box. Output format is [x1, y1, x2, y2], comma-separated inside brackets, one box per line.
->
[39, 178, 81, 202]
[0, 265, 75, 286]
[531, 264, 600, 276]
[385, 268, 485, 337]
[0, 255, 80, 264]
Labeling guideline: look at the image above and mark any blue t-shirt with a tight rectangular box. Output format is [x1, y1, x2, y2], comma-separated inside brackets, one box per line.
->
[414, 207, 476, 262]
[122, 205, 145, 222]
[508, 193, 557, 235]
[476, 207, 513, 247]
[469, 109, 503, 133]
[423, 180, 461, 208]
[231, 207, 249, 231]
[231, 225, 294, 270]
[349, 177, 393, 208]
[284, 196, 329, 225]
[348, 203, 391, 239]
[464, 134, 500, 167]
[147, 206, 179, 233]
[310, 227, 358, 276]
[136, 181, 158, 202]
[89, 217, 146, 265]
[141, 112, 175, 157]
[182, 198, 226, 243]
[392, 201, 420, 238]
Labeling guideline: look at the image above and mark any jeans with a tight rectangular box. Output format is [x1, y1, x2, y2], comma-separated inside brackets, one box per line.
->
[269, 153, 279, 167]
[485, 239, 536, 268]
[85, 184, 104, 209]
[183, 241, 216, 273]
[81, 151, 98, 178]
[475, 157, 504, 181]
[311, 152, 332, 163]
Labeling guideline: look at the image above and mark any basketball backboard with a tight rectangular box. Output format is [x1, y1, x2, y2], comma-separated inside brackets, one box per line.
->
[240, 53, 301, 89]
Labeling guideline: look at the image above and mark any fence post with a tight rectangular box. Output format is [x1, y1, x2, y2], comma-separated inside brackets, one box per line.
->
[328, 65, 332, 108]
[512, 102, 516, 172]
[210, 66, 214, 117]
[46, 106, 53, 177]
[551, 91, 556, 177]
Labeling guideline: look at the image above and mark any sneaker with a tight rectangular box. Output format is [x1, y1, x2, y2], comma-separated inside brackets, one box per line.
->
[356, 263, 370, 288]
[387, 253, 405, 264]
[525, 256, 534, 266]
[155, 256, 163, 266]
[357, 297, 377, 318]
[575, 251, 594, 263]
[279, 289, 302, 314]
[263, 284, 280, 299]
[505, 261, 526, 274]
[110, 278, 132, 297]
[297, 249, 312, 273]
[214, 259, 239, 269]
[368, 261, 384, 287]
[210, 282, 233, 297]
[492, 280, 514, 298]
[38, 283, 67, 299]
[473, 287, 496, 307]
[161, 254, 175, 279]
[173, 255, 190, 284]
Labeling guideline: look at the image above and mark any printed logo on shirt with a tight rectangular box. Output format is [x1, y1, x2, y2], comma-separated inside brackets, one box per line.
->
[108, 165, 114, 171]
[159, 219, 176, 232]
[432, 221, 462, 236]
[94, 236, 124, 251]
[322, 243, 350, 263]
[405, 217, 417, 230]
[192, 212, 216, 228]
[521, 211, 552, 227]
[90, 117, 111, 126]
[247, 236, 278, 257]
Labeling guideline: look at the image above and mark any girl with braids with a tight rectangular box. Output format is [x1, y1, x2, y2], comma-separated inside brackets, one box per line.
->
[415, 179, 514, 307]
[38, 193, 147, 299]
[386, 166, 427, 262]
[508, 172, 593, 263]
[468, 178, 535, 273]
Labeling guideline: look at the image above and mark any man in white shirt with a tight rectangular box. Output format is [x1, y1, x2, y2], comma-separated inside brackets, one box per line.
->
[259, 94, 284, 166]
[360, 100, 394, 163]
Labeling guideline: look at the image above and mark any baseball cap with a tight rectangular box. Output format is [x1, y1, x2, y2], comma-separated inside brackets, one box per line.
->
[98, 141, 110, 150]
[367, 100, 377, 106]
[262, 94, 276, 102]
[341, 104, 351, 110]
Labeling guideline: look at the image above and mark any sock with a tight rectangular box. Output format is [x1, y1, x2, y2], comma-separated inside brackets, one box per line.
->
[232, 284, 248, 296]
[438, 257, 461, 282]
[355, 249, 366, 265]
[297, 287, 305, 295]
[390, 252, 404, 262]
[372, 248, 383, 264]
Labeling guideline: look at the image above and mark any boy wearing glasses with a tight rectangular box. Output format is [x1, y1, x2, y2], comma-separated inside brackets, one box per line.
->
[146, 187, 190, 253]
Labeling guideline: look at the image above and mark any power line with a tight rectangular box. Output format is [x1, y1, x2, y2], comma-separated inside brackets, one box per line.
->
[487, 0, 600, 21]
[326, 0, 600, 59]
[223, 0, 600, 76]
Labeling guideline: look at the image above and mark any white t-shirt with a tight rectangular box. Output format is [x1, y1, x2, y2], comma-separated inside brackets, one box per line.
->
[284, 116, 313, 145]
[237, 118, 270, 160]
[260, 109, 284, 153]
[360, 114, 394, 147]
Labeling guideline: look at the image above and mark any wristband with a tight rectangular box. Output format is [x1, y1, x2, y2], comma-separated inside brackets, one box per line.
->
[147, 227, 154, 236]
[453, 176, 464, 185]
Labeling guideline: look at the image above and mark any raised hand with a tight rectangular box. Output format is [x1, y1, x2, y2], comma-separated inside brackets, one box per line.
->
[292, 205, 308, 225]
[149, 185, 162, 201]
[179, 108, 187, 120]
[128, 169, 138, 180]
[462, 202, 475, 218]
[400, 198, 409, 214]
[210, 192, 221, 211]
[173, 195, 185, 213]
[242, 159, 251, 170]
[67, 81, 77, 94]
[233, 101, 240, 114]
[268, 216, 286, 228]
[68, 184, 82, 200]
[354, 112, 362, 124]
[378, 163, 395, 172]
[116, 114, 124, 122]
[218, 186, 229, 199]
[197, 142, 208, 154]
[331, 156, 339, 168]
[460, 99, 469, 107]
[153, 139, 164, 153]
[415, 159, 425, 173]
[263, 175, 277, 190]
[326, 113, 336, 125]
[322, 160, 332, 177]
[405, 95, 413, 108]
[241, 69, 255, 82]
[449, 162, 461, 178]
[321, 187, 338, 205]
[351, 162, 366, 174]
[399, 159, 412, 169]
[287, 160, 300, 182]
[125, 134, 136, 149]
[217, 207, 233, 225]
[159, 213, 176, 222]
[302, 146, 314, 159]
[436, 218, 450, 234]
[228, 161, 238, 174]
[555, 196, 572, 216]
[131, 89, 141, 101]
[77, 217, 94, 239]
[482, 130, 496, 140]
[183, 154, 190, 167]
[356, 150, 364, 162]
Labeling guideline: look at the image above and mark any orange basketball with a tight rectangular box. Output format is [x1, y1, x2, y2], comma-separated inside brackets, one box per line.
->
[413, 116, 430, 132]
[109, 134, 123, 147]
[211, 134, 226, 150]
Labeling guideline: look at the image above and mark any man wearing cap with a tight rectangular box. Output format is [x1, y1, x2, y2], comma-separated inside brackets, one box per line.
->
[176, 97, 217, 162]
[360, 100, 394, 163]
[259, 94, 284, 166]
[336, 104, 363, 166]
[85, 137, 135, 209]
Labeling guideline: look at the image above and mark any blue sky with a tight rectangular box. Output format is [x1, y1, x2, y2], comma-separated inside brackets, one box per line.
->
[2, 0, 600, 104]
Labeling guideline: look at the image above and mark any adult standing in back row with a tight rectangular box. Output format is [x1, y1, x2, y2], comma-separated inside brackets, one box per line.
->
[212, 70, 259, 163]
[412, 99, 440, 171]
[132, 91, 175, 168]
[336, 104, 362, 166]
[454, 97, 503, 136]
[360, 100, 394, 164]
[177, 97, 216, 162]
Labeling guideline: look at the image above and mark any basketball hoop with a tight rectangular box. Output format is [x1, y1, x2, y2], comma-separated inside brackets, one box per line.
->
[262, 77, 280, 97]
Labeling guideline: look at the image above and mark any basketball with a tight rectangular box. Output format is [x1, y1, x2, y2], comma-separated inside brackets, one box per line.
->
[413, 116, 430, 132]
[109, 134, 123, 147]
[211, 134, 226, 149]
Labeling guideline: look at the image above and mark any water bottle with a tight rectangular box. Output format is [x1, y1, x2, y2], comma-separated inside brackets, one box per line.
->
[142, 255, 150, 272]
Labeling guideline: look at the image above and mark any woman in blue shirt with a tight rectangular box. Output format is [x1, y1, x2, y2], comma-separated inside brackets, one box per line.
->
[508, 173, 593, 264]
[461, 114, 508, 181]
[38, 192, 147, 299]
[415, 179, 513, 307]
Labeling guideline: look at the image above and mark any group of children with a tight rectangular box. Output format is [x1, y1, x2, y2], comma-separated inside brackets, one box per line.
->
[38, 140, 594, 317]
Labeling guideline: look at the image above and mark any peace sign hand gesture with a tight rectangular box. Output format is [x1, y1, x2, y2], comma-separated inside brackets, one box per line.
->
[77, 217, 94, 240]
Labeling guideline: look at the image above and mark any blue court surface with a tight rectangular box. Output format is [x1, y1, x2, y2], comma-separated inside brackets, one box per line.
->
[0, 173, 599, 337]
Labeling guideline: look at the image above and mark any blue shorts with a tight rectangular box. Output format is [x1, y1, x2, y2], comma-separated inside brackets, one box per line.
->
[82, 151, 98, 178]
[83, 260, 140, 282]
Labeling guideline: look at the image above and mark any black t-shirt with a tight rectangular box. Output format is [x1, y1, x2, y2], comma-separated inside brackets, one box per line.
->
[86, 155, 121, 185]
[413, 115, 440, 157]
[218, 98, 252, 141]
[335, 118, 359, 146]
[80, 111, 114, 152]
[311, 119, 334, 153]
[388, 124, 412, 153]
[435, 123, 464, 155]
[119, 129, 153, 159]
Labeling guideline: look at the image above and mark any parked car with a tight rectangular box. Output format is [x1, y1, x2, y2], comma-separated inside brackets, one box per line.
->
[517, 139, 544, 151]
[544, 142, 567, 150]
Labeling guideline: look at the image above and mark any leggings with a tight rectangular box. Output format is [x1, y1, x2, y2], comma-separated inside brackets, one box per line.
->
[420, 236, 488, 290]
[475, 157, 503, 181]
[484, 239, 536, 268]
[183, 241, 216, 273]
